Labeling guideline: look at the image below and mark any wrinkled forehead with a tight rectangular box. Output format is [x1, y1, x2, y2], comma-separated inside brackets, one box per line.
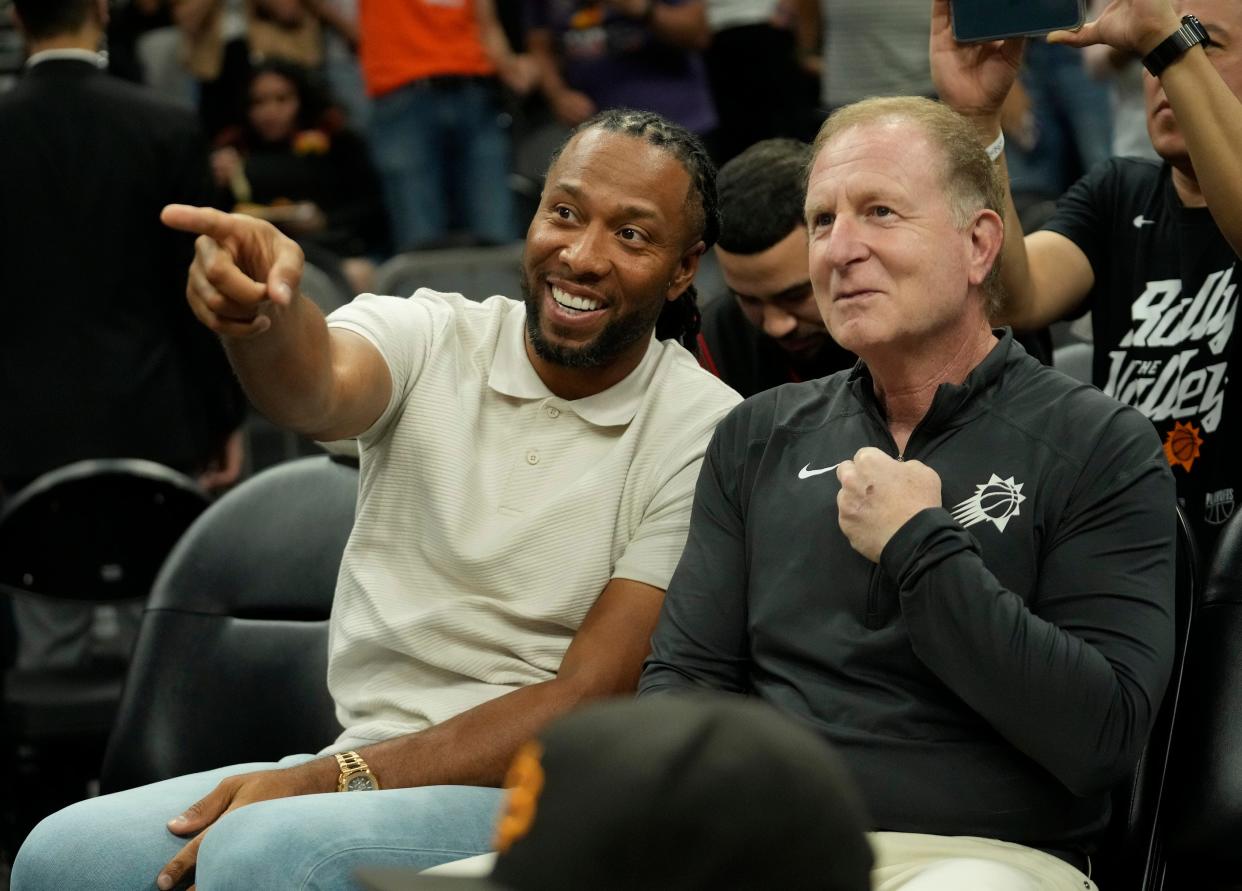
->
[806, 120, 940, 199]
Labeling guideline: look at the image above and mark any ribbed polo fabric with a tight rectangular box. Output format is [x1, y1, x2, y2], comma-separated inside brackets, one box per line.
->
[322, 291, 740, 751]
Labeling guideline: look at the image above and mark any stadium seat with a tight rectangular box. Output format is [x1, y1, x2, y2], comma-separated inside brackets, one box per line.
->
[100, 455, 358, 793]
[301, 259, 353, 316]
[1091, 504, 1198, 890]
[1157, 506, 1242, 888]
[1052, 341, 1093, 384]
[373, 243, 525, 303]
[0, 459, 209, 851]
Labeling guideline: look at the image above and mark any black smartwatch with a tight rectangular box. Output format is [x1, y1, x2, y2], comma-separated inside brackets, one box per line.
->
[1143, 14, 1210, 77]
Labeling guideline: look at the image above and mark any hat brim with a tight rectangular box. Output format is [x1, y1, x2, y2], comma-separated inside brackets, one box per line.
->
[354, 867, 512, 891]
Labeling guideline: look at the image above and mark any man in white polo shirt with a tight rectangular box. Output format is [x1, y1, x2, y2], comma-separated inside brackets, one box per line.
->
[12, 109, 740, 891]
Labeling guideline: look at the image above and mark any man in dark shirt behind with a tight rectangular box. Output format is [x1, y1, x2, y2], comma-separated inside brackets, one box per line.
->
[697, 138, 855, 396]
[642, 97, 1175, 889]
[0, 0, 244, 667]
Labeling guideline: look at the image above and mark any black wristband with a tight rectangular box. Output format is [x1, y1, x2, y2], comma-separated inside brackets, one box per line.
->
[1143, 14, 1209, 77]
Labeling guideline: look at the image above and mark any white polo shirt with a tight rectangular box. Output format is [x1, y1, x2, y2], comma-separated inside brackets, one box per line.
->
[322, 291, 740, 750]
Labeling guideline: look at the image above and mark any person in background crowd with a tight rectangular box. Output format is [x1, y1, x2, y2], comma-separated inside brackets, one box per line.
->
[933, 0, 1242, 554]
[642, 95, 1175, 890]
[0, 0, 244, 666]
[360, 0, 537, 250]
[698, 138, 854, 395]
[174, 0, 324, 139]
[802, 0, 934, 114]
[527, 0, 716, 136]
[212, 59, 389, 292]
[701, 0, 818, 163]
[12, 109, 739, 891]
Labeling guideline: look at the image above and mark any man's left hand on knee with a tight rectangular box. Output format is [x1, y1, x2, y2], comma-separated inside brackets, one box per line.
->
[157, 759, 338, 890]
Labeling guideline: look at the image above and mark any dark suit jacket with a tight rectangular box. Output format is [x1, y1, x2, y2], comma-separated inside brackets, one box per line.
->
[0, 58, 243, 488]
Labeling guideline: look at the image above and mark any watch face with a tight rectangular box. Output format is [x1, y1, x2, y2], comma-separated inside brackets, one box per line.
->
[346, 774, 376, 792]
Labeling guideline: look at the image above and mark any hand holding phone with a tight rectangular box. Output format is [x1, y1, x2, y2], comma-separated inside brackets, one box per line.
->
[930, 0, 1025, 129]
[1042, 0, 1183, 57]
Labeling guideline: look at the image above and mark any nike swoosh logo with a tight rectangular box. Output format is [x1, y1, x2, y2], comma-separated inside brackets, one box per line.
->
[1133, 215, 1155, 228]
[798, 462, 843, 479]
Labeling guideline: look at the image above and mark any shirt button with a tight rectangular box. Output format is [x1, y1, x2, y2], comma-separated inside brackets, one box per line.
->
[526, 451, 539, 465]
[547, 406, 561, 418]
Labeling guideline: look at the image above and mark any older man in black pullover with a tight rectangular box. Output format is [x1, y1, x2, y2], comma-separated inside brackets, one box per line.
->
[641, 96, 1175, 890]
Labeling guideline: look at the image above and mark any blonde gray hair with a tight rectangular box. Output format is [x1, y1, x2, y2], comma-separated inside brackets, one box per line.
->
[810, 96, 1006, 315]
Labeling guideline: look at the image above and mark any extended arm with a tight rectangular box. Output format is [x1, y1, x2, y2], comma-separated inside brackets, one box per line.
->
[162, 205, 390, 441]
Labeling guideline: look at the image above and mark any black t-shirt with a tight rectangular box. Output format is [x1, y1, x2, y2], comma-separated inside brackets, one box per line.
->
[1044, 158, 1240, 554]
[696, 295, 856, 398]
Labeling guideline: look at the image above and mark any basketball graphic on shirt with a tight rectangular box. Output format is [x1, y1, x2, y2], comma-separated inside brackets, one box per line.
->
[1206, 488, 1235, 526]
[951, 474, 1026, 533]
[1163, 421, 1203, 473]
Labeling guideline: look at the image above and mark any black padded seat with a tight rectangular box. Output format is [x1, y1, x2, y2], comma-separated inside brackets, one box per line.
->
[1160, 507, 1242, 888]
[101, 455, 359, 793]
[1092, 504, 1197, 889]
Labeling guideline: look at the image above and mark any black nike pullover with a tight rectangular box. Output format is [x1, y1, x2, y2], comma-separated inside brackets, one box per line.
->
[640, 330, 1175, 852]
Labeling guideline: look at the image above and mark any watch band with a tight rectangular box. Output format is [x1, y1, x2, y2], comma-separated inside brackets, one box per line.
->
[1143, 15, 1209, 77]
[335, 751, 379, 791]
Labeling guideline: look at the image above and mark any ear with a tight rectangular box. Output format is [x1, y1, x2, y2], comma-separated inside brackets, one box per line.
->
[666, 240, 705, 302]
[966, 209, 1004, 288]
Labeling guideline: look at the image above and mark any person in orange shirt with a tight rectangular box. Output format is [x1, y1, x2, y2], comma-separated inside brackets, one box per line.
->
[361, 0, 536, 249]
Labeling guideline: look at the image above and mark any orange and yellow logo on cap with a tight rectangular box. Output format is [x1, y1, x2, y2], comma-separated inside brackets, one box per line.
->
[494, 741, 546, 854]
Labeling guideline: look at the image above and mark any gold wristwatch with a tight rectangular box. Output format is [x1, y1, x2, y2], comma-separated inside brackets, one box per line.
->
[335, 751, 380, 792]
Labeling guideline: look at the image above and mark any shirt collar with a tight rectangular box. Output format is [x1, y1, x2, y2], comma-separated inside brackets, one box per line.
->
[488, 302, 660, 427]
[25, 49, 108, 69]
[848, 327, 1015, 430]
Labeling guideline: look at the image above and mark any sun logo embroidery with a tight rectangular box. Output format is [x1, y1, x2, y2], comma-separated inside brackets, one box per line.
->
[1163, 420, 1204, 472]
[951, 474, 1027, 533]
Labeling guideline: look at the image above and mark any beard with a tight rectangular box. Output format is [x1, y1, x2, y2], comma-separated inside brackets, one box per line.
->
[521, 271, 665, 369]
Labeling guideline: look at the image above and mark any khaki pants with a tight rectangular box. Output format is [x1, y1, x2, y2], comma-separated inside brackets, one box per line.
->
[873, 833, 1097, 891]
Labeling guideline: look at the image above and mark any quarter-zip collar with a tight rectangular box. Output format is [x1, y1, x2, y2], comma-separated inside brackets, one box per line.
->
[846, 328, 1017, 454]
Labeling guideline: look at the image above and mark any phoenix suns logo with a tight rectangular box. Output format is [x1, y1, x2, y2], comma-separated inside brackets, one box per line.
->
[951, 474, 1027, 533]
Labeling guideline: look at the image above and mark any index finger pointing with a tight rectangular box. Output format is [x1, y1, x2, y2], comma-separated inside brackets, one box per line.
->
[161, 204, 242, 242]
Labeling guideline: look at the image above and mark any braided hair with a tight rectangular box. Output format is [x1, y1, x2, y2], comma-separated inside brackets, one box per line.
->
[549, 109, 719, 352]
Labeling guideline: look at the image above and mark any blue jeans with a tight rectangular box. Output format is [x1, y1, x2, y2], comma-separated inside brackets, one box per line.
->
[1006, 41, 1114, 198]
[368, 77, 516, 250]
[11, 755, 504, 890]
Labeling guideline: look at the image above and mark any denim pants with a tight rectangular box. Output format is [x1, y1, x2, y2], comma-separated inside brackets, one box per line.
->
[11, 755, 504, 890]
[368, 77, 516, 251]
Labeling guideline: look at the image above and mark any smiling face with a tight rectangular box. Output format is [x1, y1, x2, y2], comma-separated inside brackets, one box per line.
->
[521, 128, 700, 375]
[803, 119, 992, 363]
[715, 226, 829, 359]
[1146, 0, 1242, 165]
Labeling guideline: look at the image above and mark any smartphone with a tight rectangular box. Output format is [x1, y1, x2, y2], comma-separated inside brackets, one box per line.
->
[950, 0, 1086, 43]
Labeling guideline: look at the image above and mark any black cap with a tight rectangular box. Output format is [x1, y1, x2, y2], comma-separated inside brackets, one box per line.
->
[357, 695, 872, 891]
